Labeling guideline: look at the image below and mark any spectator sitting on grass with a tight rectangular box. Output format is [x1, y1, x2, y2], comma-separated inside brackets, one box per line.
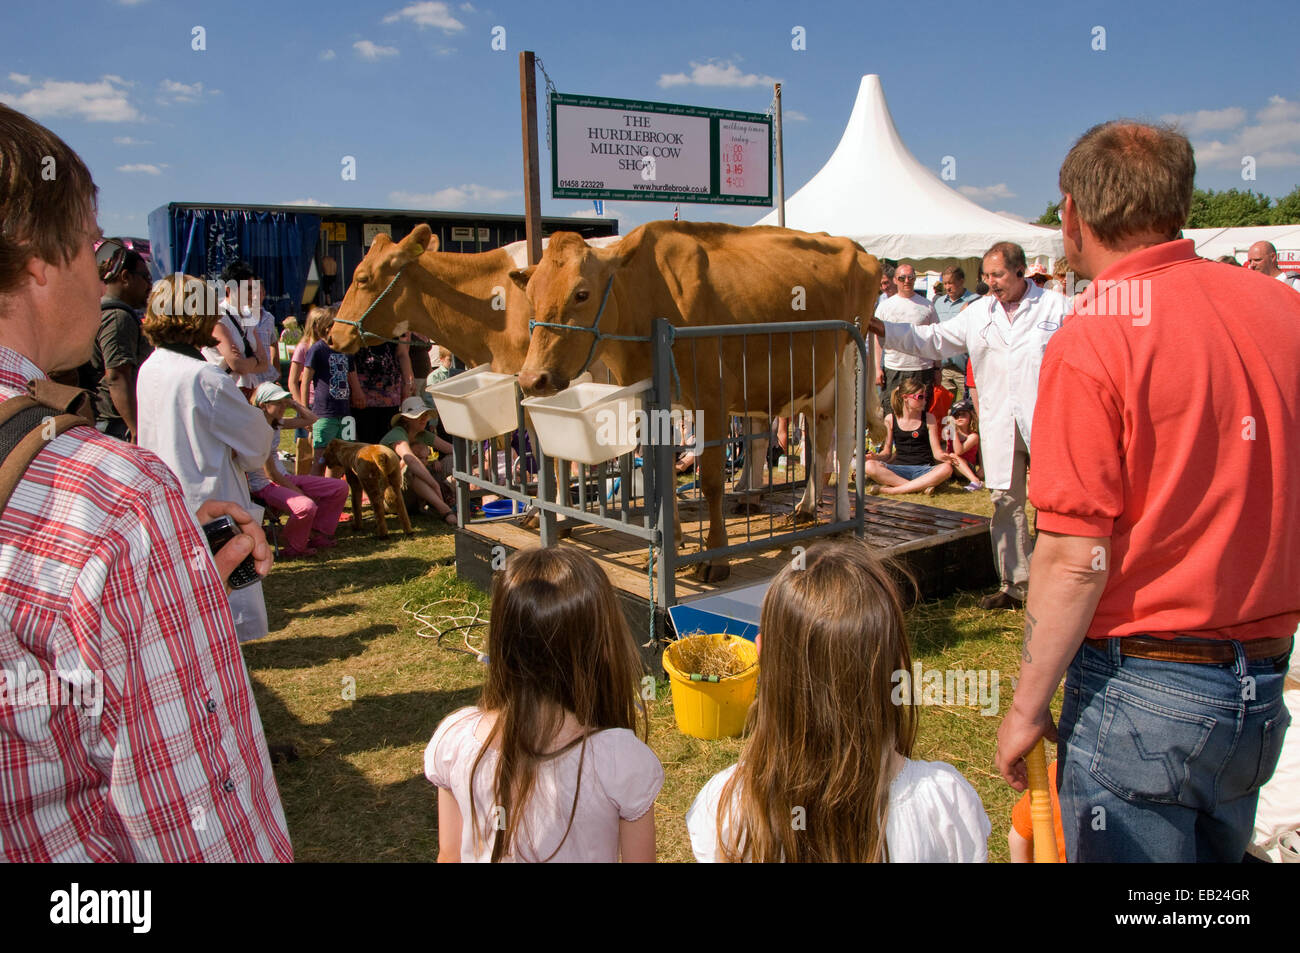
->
[380, 397, 457, 526]
[940, 398, 983, 491]
[859, 374, 953, 497]
[246, 382, 348, 558]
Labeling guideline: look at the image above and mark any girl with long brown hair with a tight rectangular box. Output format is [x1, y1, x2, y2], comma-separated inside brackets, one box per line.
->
[425, 546, 663, 862]
[686, 540, 989, 862]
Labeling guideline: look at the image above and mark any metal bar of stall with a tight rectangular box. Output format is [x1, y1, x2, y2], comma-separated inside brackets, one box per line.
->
[445, 320, 866, 578]
[651, 318, 677, 610]
[453, 435, 470, 527]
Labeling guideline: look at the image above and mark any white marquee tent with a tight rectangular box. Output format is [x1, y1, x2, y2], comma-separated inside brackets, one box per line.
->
[757, 74, 1064, 268]
[1182, 225, 1300, 266]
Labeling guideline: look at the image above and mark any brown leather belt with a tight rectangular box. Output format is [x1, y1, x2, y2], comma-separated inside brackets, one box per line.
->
[1085, 635, 1294, 665]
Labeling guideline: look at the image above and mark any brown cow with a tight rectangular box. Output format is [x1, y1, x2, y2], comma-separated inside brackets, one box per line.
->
[512, 221, 883, 583]
[323, 439, 413, 538]
[328, 224, 531, 370]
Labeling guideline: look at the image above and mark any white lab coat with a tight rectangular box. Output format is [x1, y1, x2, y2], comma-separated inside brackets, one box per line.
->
[882, 282, 1068, 490]
[137, 347, 275, 641]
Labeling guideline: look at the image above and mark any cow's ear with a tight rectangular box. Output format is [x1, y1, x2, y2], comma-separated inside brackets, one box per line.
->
[392, 226, 432, 268]
[508, 265, 535, 290]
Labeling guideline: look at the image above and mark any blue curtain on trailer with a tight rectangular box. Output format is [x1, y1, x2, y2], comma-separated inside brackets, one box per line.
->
[147, 206, 321, 324]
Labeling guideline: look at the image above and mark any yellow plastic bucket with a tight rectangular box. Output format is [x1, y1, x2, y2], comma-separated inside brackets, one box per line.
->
[662, 633, 759, 740]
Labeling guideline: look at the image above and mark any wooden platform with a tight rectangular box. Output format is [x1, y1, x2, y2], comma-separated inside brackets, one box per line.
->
[454, 483, 998, 666]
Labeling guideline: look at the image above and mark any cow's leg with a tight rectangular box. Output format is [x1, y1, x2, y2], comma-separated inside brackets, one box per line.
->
[694, 420, 730, 584]
[366, 472, 389, 538]
[790, 412, 822, 524]
[345, 470, 365, 533]
[834, 346, 856, 522]
[732, 415, 768, 515]
[390, 466, 414, 535]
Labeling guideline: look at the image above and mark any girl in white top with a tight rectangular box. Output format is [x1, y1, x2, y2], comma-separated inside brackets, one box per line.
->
[425, 545, 663, 862]
[685, 540, 990, 862]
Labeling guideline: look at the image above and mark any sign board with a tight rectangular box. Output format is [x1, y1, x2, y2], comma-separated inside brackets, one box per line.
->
[320, 221, 347, 243]
[450, 226, 492, 243]
[551, 92, 771, 206]
[363, 223, 392, 247]
[1278, 249, 1300, 267]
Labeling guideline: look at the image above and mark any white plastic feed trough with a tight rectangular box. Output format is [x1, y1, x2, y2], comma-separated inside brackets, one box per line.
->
[520, 379, 653, 466]
[426, 365, 519, 441]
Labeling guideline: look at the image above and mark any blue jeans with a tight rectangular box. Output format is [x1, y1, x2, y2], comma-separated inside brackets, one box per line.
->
[1056, 637, 1292, 862]
[883, 463, 936, 481]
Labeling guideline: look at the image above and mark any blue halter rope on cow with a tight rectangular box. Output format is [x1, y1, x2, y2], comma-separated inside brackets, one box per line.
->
[333, 264, 409, 346]
[527, 275, 682, 398]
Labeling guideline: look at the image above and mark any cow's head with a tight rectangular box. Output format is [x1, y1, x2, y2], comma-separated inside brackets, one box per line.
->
[330, 224, 436, 354]
[512, 231, 624, 395]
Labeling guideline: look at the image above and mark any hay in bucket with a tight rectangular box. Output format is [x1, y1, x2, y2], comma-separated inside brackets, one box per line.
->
[670, 631, 752, 679]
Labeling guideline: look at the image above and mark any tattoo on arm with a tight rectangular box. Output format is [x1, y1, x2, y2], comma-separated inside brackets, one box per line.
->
[1022, 610, 1037, 663]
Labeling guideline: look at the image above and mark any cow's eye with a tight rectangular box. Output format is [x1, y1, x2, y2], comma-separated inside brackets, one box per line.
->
[574, 288, 590, 303]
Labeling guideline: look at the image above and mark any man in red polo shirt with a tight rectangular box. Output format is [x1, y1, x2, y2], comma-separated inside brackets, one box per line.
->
[995, 121, 1298, 862]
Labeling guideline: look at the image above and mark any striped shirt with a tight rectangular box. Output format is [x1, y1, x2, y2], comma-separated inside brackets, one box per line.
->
[0, 346, 292, 861]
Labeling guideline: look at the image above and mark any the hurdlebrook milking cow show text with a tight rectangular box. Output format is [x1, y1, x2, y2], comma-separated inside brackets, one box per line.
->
[2, 1, 1298, 904]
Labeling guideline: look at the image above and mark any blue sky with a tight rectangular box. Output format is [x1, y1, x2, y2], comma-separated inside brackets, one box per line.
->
[3, 0, 1297, 238]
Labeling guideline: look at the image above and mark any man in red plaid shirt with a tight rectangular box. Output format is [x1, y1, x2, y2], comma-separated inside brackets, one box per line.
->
[0, 104, 292, 861]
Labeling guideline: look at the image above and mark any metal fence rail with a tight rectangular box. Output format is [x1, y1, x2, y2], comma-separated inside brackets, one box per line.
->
[449, 317, 870, 610]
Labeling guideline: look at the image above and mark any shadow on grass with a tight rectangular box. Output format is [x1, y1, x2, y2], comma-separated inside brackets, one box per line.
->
[243, 623, 398, 669]
[320, 685, 482, 755]
[251, 675, 479, 862]
[262, 555, 436, 623]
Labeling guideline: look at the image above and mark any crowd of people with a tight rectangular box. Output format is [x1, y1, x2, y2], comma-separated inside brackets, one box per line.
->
[1, 100, 1297, 864]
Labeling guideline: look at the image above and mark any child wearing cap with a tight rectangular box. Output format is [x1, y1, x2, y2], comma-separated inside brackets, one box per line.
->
[380, 397, 457, 526]
[940, 399, 983, 491]
[247, 383, 349, 557]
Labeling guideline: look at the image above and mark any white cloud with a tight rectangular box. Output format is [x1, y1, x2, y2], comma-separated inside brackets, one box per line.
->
[389, 185, 515, 208]
[354, 40, 400, 60]
[567, 202, 641, 229]
[319, 49, 336, 61]
[0, 75, 139, 122]
[117, 163, 165, 175]
[658, 59, 778, 89]
[1189, 94, 1300, 170]
[1258, 94, 1300, 124]
[783, 109, 808, 122]
[157, 78, 204, 104]
[8, 73, 31, 85]
[459, 2, 475, 10]
[958, 183, 1016, 203]
[382, 2, 465, 32]
[281, 198, 328, 206]
[1159, 106, 1246, 135]
[435, 47, 457, 56]
[113, 135, 151, 145]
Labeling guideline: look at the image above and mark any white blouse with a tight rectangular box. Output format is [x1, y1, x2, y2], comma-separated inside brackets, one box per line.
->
[686, 759, 991, 862]
[136, 347, 275, 642]
[425, 707, 663, 863]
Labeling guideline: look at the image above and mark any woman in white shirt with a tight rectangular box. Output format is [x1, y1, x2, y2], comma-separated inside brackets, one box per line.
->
[137, 275, 276, 642]
[685, 540, 990, 862]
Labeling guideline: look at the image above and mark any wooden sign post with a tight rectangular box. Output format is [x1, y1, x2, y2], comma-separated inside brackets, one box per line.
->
[519, 50, 543, 268]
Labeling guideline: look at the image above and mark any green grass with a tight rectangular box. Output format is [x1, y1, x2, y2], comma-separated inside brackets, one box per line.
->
[252, 445, 1037, 862]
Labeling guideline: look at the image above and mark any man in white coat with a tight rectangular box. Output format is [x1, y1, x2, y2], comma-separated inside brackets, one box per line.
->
[869, 241, 1068, 609]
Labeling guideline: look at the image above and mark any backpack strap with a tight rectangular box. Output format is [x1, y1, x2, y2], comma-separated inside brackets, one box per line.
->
[0, 380, 95, 515]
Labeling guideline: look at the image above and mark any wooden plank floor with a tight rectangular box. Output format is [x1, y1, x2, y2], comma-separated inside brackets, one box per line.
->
[461, 482, 989, 602]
